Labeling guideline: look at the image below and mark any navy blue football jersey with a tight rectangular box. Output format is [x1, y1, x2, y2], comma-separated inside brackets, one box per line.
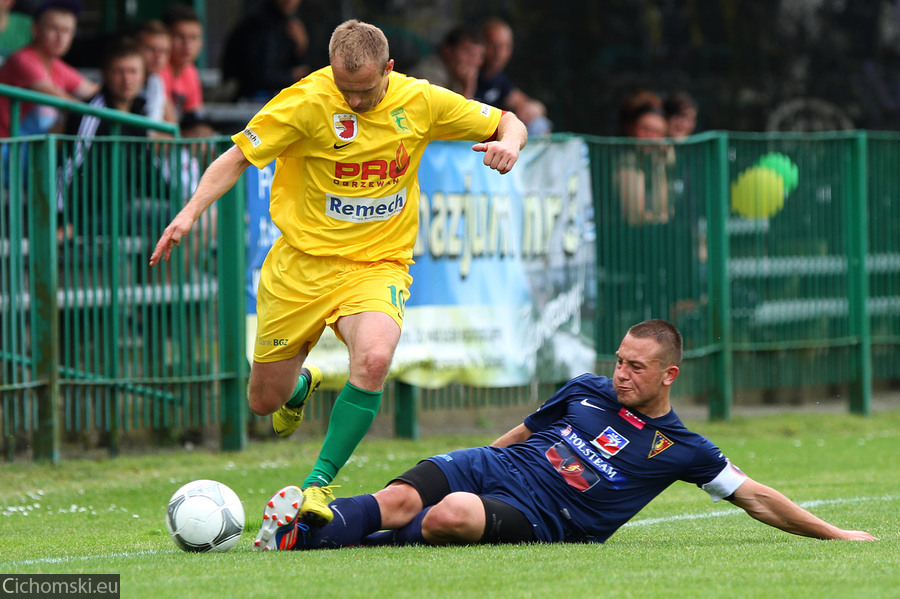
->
[495, 373, 746, 542]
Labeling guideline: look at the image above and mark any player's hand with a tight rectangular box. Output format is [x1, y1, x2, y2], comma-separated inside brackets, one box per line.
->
[833, 530, 878, 541]
[149, 211, 195, 266]
[472, 140, 520, 174]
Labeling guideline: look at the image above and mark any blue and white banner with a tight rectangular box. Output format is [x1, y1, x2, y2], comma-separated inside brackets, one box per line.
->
[245, 137, 595, 387]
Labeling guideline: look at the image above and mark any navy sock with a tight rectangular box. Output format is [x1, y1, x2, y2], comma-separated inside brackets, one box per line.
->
[304, 495, 382, 549]
[361, 507, 432, 546]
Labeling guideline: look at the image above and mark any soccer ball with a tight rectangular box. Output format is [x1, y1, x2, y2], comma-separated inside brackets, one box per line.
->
[166, 479, 245, 552]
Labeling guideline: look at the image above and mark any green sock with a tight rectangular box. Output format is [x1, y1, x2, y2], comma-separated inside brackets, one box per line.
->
[285, 371, 310, 408]
[302, 382, 381, 488]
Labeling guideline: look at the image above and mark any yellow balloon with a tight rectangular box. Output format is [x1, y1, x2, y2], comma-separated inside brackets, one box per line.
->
[731, 166, 786, 219]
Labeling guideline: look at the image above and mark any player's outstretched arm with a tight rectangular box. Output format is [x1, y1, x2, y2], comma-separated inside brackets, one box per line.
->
[728, 478, 878, 541]
[149, 145, 252, 266]
[472, 111, 527, 174]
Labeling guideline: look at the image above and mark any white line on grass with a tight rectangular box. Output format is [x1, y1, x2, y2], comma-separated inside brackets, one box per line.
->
[2, 494, 893, 567]
[0, 549, 166, 568]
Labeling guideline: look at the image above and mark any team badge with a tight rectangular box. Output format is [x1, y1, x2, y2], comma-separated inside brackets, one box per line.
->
[333, 113, 358, 141]
[591, 426, 629, 458]
[648, 431, 674, 458]
[390, 107, 409, 132]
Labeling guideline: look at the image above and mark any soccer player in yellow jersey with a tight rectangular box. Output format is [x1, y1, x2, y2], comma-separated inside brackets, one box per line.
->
[150, 20, 527, 530]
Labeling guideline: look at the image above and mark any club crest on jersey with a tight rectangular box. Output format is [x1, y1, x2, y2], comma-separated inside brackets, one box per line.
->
[591, 426, 629, 458]
[390, 107, 409, 132]
[648, 431, 674, 458]
[333, 113, 358, 141]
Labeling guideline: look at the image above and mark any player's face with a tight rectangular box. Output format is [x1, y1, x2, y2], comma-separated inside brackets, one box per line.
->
[612, 334, 678, 417]
[332, 58, 394, 113]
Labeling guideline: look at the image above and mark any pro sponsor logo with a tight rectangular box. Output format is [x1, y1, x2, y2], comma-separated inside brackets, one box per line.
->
[333, 113, 358, 141]
[648, 430, 674, 458]
[334, 142, 410, 184]
[591, 426, 629, 458]
[242, 127, 261, 148]
[326, 190, 407, 223]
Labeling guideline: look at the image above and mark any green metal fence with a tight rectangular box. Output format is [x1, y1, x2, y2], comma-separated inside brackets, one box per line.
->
[1, 134, 248, 461]
[2, 129, 899, 461]
[589, 131, 899, 417]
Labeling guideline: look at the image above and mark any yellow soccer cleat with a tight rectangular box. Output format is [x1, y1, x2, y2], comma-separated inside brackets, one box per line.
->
[300, 485, 337, 528]
[272, 365, 323, 437]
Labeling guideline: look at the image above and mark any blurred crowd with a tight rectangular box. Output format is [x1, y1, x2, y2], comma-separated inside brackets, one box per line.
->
[0, 0, 570, 141]
[0, 0, 702, 143]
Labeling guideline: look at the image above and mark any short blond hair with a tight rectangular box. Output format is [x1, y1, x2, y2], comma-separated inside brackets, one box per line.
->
[329, 20, 390, 73]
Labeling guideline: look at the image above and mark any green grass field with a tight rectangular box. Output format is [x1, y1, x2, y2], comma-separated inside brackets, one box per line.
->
[1, 409, 898, 599]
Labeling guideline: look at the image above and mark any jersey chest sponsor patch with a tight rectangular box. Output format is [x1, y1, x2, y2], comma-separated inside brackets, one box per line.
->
[551, 426, 627, 490]
[326, 189, 407, 223]
[591, 426, 629, 458]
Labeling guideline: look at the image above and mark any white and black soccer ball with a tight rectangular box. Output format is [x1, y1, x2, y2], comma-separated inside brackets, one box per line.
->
[166, 479, 245, 552]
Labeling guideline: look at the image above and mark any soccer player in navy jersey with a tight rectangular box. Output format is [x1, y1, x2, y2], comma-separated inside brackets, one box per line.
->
[254, 319, 877, 550]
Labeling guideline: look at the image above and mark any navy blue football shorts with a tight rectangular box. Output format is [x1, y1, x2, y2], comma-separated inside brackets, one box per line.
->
[422, 447, 551, 542]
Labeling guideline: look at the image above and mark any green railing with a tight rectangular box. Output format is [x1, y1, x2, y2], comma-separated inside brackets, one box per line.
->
[589, 131, 899, 418]
[1, 133, 247, 461]
[0, 83, 179, 138]
[2, 127, 899, 461]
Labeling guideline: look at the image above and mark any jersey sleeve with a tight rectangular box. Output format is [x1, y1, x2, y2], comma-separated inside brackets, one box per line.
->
[680, 436, 748, 502]
[701, 460, 748, 501]
[425, 84, 502, 142]
[231, 87, 305, 169]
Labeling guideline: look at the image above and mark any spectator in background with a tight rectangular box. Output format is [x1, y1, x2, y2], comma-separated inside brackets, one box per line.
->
[410, 24, 483, 98]
[58, 39, 170, 238]
[221, 0, 310, 101]
[160, 3, 203, 120]
[0, 0, 32, 63]
[0, 0, 98, 137]
[136, 19, 176, 128]
[664, 91, 698, 139]
[64, 38, 148, 137]
[615, 91, 671, 225]
[475, 18, 551, 137]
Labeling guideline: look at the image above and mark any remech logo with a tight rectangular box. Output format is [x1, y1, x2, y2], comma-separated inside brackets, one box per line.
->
[242, 127, 261, 148]
[326, 190, 407, 223]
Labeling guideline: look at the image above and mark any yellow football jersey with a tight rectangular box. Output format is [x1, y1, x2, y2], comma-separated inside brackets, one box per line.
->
[232, 67, 503, 264]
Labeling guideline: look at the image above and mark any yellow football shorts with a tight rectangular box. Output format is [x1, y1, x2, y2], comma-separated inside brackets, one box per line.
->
[253, 237, 413, 363]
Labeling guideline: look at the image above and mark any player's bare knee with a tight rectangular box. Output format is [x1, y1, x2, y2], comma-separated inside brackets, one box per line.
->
[350, 349, 393, 388]
[422, 493, 483, 543]
[373, 483, 423, 527]
[247, 391, 282, 416]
